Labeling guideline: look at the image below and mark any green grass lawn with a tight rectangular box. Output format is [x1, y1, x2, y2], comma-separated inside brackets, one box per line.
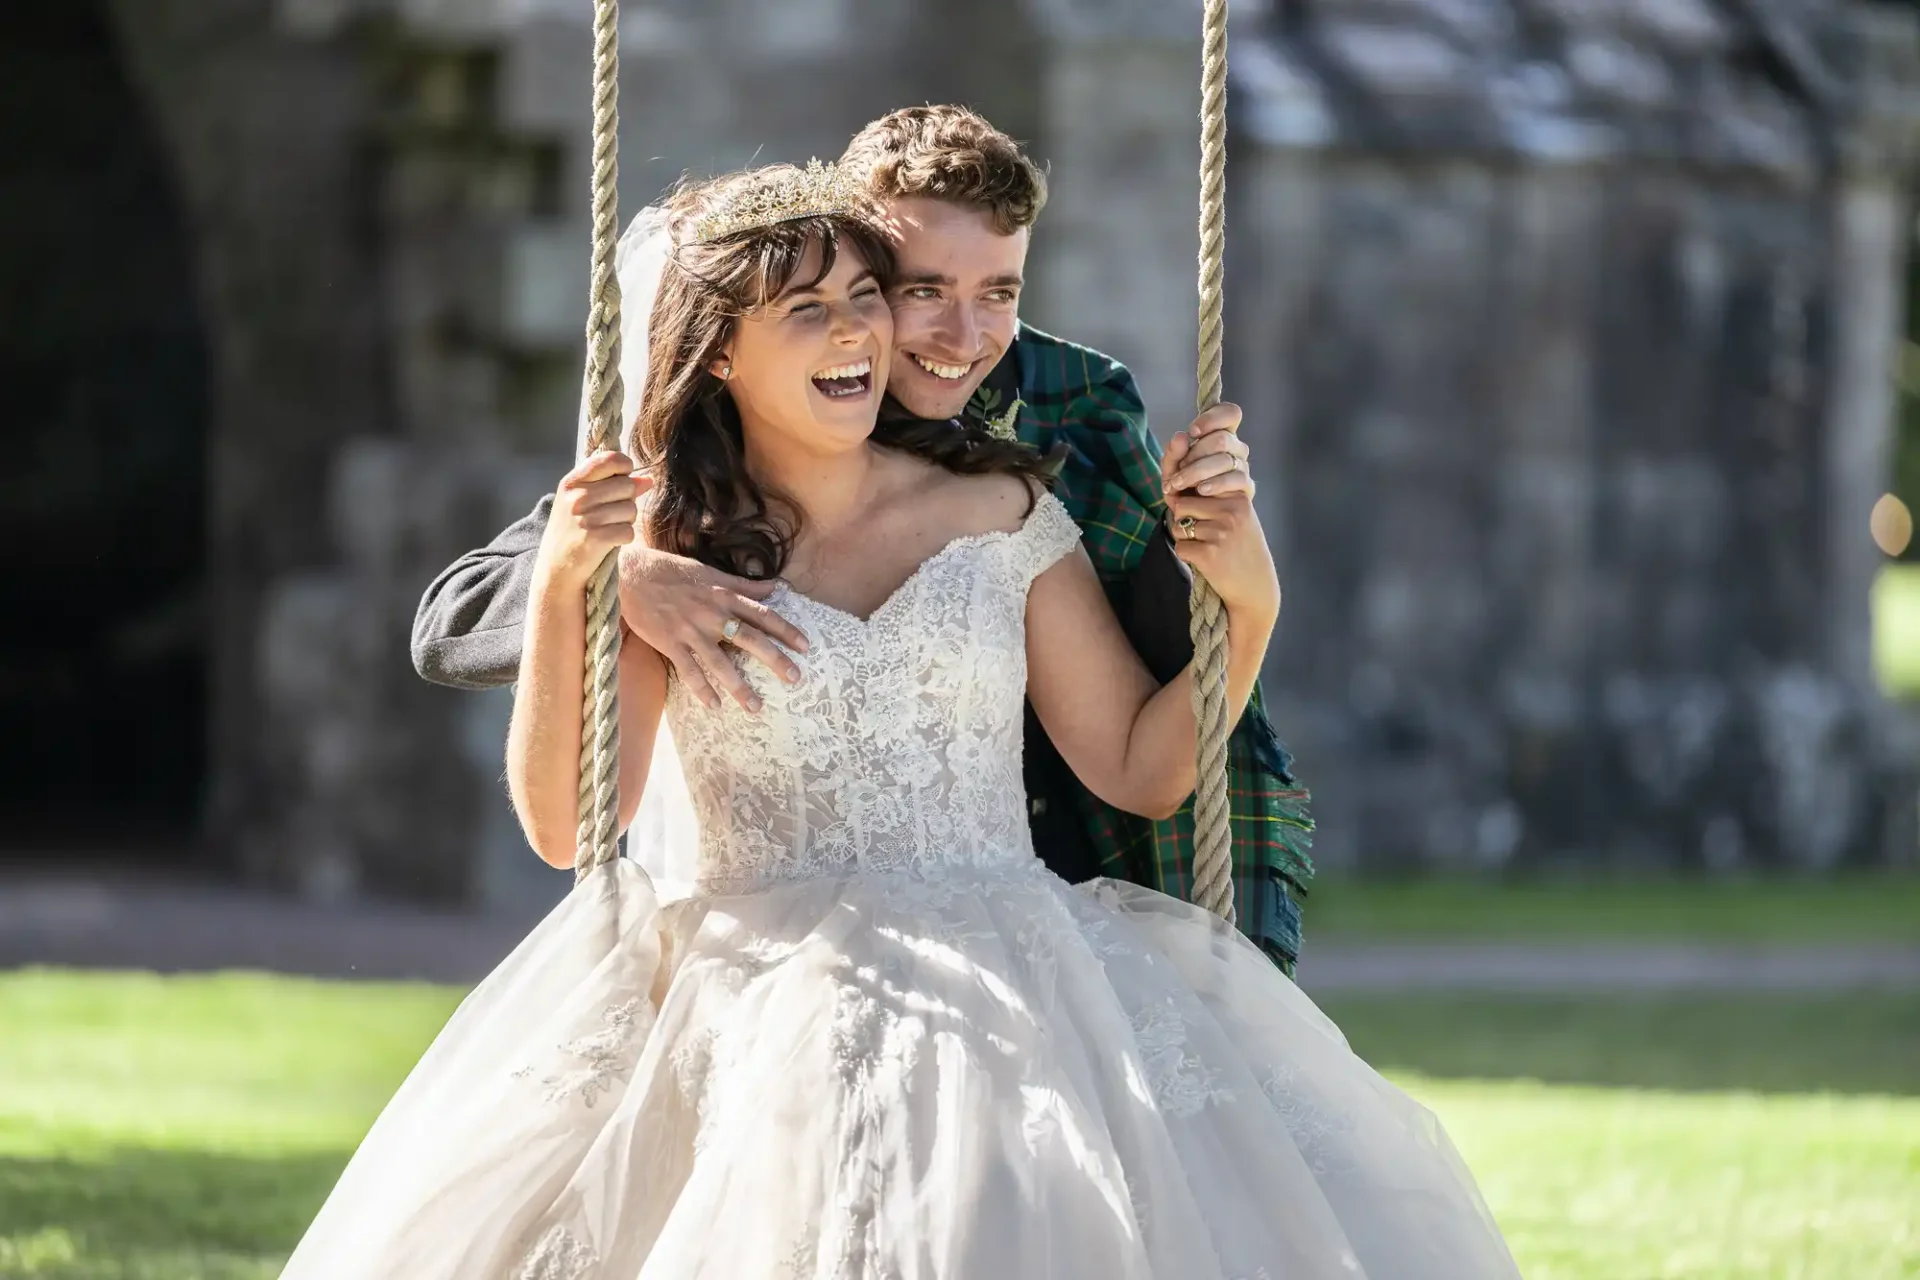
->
[1305, 874, 1920, 944]
[1876, 562, 1920, 699]
[0, 973, 463, 1280]
[2, 971, 1915, 1279]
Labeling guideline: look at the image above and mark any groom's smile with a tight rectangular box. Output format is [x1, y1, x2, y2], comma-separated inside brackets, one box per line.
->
[909, 354, 975, 382]
[883, 195, 1027, 421]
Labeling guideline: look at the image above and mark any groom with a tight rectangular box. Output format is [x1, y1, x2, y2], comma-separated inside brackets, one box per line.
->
[411, 106, 1314, 972]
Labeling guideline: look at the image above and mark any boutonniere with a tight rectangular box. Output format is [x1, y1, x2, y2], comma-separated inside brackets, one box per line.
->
[965, 385, 1025, 442]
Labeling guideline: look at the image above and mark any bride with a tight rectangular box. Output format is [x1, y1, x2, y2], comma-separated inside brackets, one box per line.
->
[280, 163, 1520, 1279]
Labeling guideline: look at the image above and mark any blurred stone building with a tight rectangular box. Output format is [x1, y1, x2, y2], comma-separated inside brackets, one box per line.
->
[5, 0, 1919, 902]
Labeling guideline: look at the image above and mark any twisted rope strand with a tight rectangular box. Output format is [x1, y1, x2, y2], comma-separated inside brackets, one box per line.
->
[576, 0, 626, 879]
[1189, 0, 1236, 924]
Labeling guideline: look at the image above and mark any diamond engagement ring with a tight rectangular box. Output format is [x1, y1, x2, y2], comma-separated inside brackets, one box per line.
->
[719, 618, 742, 644]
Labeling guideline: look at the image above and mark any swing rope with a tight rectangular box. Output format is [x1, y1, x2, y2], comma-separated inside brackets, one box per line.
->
[575, 0, 626, 879]
[570, 0, 1239, 917]
[1188, 0, 1236, 925]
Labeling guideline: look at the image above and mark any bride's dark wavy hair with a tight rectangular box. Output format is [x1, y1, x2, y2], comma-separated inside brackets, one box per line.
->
[633, 166, 1058, 579]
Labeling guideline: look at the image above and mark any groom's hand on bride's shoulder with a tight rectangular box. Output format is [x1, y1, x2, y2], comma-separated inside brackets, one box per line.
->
[615, 542, 809, 713]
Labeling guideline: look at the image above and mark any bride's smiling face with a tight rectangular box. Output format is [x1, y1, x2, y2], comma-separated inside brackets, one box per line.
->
[715, 237, 894, 456]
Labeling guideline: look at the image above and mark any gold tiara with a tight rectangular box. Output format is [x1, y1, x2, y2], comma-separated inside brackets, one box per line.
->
[690, 160, 868, 244]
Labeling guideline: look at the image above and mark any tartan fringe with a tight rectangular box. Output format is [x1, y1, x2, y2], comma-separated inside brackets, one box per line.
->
[1256, 785, 1316, 892]
[1237, 688, 1314, 889]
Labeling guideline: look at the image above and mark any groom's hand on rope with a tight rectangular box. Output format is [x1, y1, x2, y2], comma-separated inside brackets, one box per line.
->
[1163, 403, 1281, 624]
[614, 546, 809, 714]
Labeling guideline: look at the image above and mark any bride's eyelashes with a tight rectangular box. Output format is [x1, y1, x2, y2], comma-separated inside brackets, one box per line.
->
[781, 282, 885, 323]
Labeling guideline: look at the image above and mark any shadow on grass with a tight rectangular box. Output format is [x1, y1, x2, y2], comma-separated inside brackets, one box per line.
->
[1318, 991, 1920, 1096]
[0, 1148, 341, 1278]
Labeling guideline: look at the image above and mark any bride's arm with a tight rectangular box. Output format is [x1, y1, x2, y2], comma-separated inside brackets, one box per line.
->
[1026, 543, 1274, 819]
[1027, 404, 1277, 819]
[506, 453, 669, 867]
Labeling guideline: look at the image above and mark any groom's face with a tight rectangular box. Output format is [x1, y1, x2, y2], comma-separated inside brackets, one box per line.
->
[881, 196, 1028, 421]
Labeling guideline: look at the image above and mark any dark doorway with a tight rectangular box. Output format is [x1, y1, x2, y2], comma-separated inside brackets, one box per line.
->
[0, 0, 210, 861]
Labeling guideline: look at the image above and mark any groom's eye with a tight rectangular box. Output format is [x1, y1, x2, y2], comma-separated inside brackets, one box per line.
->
[902, 286, 941, 301]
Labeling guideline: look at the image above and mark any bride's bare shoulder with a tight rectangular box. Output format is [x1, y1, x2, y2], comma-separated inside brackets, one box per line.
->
[928, 469, 1046, 537]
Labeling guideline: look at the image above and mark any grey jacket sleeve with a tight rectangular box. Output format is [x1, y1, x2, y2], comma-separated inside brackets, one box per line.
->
[410, 494, 553, 691]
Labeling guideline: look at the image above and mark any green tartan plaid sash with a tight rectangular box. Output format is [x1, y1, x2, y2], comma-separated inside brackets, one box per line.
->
[967, 324, 1315, 972]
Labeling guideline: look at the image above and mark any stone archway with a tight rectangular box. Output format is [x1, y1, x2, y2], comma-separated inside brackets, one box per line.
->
[102, 0, 493, 901]
[0, 0, 210, 861]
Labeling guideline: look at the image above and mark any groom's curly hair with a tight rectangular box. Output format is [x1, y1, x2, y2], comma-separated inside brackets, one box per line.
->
[634, 166, 1056, 580]
[839, 106, 1048, 234]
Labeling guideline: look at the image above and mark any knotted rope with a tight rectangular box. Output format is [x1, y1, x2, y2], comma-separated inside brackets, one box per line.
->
[1188, 0, 1236, 924]
[575, 0, 625, 878]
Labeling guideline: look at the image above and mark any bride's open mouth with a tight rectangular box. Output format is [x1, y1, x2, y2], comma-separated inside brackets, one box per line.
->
[811, 357, 873, 399]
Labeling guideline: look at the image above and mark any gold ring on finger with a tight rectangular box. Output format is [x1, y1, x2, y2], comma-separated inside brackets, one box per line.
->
[1177, 515, 1199, 540]
[719, 617, 742, 644]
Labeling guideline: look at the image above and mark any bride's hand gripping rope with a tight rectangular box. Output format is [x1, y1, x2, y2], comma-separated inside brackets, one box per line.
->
[1162, 402, 1280, 628]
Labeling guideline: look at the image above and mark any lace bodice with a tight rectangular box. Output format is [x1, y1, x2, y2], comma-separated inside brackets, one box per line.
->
[663, 491, 1084, 894]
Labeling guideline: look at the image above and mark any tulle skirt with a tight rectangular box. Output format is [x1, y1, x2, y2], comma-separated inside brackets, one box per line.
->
[280, 857, 1519, 1279]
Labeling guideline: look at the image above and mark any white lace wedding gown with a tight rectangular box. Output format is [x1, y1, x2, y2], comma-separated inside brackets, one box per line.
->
[281, 493, 1520, 1280]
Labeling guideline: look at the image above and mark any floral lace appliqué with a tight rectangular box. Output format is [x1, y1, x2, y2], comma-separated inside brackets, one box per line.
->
[1068, 882, 1162, 972]
[781, 1233, 821, 1280]
[813, 975, 922, 1280]
[514, 1223, 595, 1280]
[665, 494, 1082, 896]
[1260, 1062, 1358, 1176]
[1127, 999, 1235, 1118]
[669, 1025, 718, 1104]
[513, 998, 644, 1107]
